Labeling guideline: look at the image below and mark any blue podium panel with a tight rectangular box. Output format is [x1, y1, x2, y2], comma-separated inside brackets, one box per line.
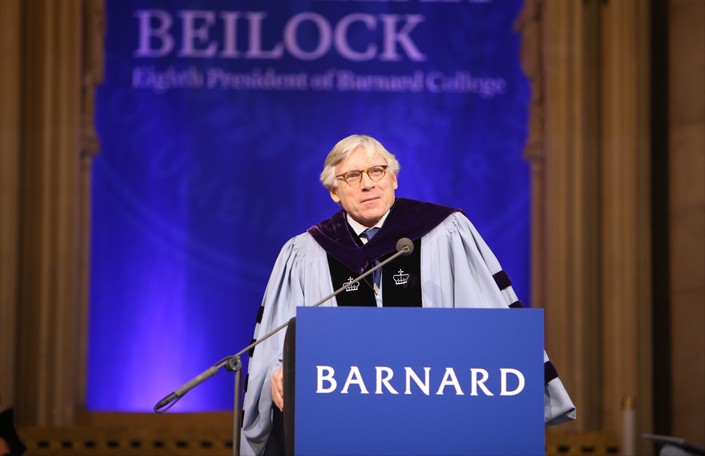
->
[295, 307, 544, 456]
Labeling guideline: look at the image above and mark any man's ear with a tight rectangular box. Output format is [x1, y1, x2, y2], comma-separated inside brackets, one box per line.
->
[329, 187, 341, 204]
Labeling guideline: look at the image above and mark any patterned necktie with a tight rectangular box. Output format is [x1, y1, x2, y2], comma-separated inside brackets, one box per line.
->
[361, 227, 381, 293]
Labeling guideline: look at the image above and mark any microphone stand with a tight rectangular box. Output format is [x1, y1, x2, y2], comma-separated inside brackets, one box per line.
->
[153, 238, 414, 456]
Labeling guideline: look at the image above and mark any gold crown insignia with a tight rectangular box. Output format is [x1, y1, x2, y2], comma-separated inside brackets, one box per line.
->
[393, 269, 409, 285]
[343, 277, 360, 292]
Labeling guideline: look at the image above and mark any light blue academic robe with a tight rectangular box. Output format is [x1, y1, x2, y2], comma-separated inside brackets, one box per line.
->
[240, 211, 576, 455]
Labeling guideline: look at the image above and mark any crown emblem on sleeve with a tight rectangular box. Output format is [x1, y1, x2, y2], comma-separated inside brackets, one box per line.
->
[393, 269, 410, 285]
[343, 277, 360, 292]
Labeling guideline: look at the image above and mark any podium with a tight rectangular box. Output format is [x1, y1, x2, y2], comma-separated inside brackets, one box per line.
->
[285, 307, 545, 456]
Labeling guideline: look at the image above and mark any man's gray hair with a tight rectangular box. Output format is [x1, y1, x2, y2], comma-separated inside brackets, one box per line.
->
[320, 134, 401, 189]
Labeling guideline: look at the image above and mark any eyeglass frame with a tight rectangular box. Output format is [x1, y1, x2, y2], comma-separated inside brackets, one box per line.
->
[335, 165, 389, 186]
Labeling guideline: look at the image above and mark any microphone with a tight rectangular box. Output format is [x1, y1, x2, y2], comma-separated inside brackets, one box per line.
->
[154, 356, 235, 412]
[396, 237, 414, 256]
[153, 237, 415, 408]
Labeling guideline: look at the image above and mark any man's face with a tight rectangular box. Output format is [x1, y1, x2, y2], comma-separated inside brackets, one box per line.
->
[329, 146, 398, 227]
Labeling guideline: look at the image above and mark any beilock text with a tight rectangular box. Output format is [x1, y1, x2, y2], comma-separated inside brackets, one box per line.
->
[134, 10, 426, 62]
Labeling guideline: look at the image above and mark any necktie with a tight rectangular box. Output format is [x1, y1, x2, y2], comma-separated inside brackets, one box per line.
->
[361, 228, 381, 293]
[361, 227, 380, 242]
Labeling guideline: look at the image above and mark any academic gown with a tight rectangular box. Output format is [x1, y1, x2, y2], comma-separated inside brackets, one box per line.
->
[240, 198, 576, 456]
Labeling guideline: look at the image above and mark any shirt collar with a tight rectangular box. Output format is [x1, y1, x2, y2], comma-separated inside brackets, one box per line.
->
[347, 210, 391, 237]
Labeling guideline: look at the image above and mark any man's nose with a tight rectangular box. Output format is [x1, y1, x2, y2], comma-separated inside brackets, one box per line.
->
[360, 172, 375, 188]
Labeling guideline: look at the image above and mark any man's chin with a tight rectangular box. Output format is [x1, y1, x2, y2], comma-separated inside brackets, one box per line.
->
[356, 212, 384, 226]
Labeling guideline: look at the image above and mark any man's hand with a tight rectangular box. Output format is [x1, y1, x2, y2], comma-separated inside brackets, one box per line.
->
[271, 367, 284, 411]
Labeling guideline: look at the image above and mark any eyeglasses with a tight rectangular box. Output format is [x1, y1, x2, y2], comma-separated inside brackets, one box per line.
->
[335, 165, 389, 187]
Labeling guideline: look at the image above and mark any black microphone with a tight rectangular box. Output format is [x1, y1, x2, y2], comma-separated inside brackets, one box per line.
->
[154, 357, 233, 412]
[153, 237, 416, 411]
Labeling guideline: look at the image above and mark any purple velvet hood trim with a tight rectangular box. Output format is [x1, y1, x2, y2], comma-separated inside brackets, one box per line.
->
[307, 198, 460, 275]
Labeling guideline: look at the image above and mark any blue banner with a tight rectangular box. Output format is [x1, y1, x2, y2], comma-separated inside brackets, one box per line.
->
[89, 0, 530, 411]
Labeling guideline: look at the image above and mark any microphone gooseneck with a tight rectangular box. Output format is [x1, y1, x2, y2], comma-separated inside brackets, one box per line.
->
[153, 237, 416, 413]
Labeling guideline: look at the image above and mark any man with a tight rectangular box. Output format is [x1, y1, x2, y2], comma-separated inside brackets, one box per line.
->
[240, 134, 576, 455]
